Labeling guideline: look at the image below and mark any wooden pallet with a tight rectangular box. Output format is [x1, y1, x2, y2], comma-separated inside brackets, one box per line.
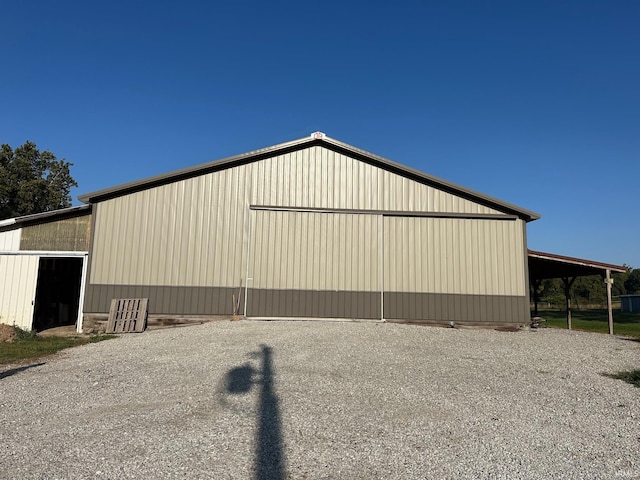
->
[106, 298, 149, 333]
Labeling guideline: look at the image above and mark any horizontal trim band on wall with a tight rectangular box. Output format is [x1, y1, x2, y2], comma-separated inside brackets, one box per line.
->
[0, 251, 88, 257]
[250, 205, 518, 220]
[84, 284, 528, 324]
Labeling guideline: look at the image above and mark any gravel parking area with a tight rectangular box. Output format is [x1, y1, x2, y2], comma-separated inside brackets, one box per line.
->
[1, 321, 638, 479]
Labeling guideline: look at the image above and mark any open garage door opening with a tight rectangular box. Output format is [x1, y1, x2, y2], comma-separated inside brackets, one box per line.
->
[32, 257, 84, 332]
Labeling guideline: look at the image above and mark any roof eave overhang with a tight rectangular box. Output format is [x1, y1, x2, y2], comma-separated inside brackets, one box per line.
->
[0, 205, 92, 232]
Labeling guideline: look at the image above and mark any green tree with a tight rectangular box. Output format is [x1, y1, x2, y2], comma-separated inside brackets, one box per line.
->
[625, 268, 640, 294]
[0, 141, 77, 218]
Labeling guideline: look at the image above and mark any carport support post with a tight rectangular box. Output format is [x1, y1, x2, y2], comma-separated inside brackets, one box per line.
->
[605, 269, 614, 335]
[562, 277, 576, 330]
[531, 278, 542, 317]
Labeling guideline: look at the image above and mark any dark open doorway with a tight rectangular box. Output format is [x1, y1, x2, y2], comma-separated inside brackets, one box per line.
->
[32, 257, 83, 331]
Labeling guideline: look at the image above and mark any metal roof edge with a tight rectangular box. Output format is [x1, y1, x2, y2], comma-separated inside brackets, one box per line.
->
[321, 136, 541, 222]
[77, 135, 318, 203]
[1, 205, 92, 228]
[528, 249, 627, 272]
[77, 133, 541, 221]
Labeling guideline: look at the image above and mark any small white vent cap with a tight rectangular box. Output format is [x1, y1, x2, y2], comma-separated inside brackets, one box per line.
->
[310, 131, 326, 139]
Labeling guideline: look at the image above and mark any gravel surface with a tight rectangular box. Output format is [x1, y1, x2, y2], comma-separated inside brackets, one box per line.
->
[0, 321, 638, 479]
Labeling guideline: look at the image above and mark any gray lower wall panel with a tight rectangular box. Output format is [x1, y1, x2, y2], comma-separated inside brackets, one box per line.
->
[84, 284, 239, 315]
[384, 292, 528, 324]
[247, 289, 381, 319]
[85, 284, 527, 324]
[85, 284, 381, 318]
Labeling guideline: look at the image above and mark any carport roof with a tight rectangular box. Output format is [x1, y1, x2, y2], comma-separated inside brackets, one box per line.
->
[528, 249, 627, 280]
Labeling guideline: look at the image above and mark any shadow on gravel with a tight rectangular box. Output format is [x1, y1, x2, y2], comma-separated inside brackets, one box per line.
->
[0, 362, 45, 380]
[226, 344, 285, 480]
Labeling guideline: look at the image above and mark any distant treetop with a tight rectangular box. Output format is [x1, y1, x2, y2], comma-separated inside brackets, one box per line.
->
[0, 141, 77, 219]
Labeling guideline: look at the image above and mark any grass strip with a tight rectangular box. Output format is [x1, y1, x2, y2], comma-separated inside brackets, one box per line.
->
[534, 309, 640, 337]
[0, 333, 115, 365]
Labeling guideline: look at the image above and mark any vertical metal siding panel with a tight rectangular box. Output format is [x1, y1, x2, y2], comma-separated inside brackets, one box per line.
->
[509, 221, 519, 296]
[0, 229, 21, 251]
[0, 255, 39, 329]
[478, 221, 490, 295]
[289, 211, 300, 290]
[136, 190, 149, 284]
[211, 173, 224, 286]
[277, 154, 286, 206]
[230, 167, 243, 288]
[95, 200, 113, 284]
[273, 209, 284, 288]
[251, 211, 262, 289]
[175, 181, 188, 285]
[301, 148, 311, 207]
[471, 220, 481, 295]
[168, 183, 181, 284]
[336, 214, 345, 289]
[500, 221, 511, 296]
[515, 220, 526, 295]
[163, 184, 176, 284]
[458, 218, 468, 295]
[100, 200, 117, 284]
[383, 217, 392, 292]
[308, 148, 318, 208]
[326, 147, 335, 208]
[280, 210, 291, 289]
[438, 218, 448, 294]
[156, 185, 170, 284]
[92, 201, 107, 284]
[316, 213, 326, 290]
[426, 218, 435, 292]
[191, 175, 204, 285]
[219, 171, 231, 287]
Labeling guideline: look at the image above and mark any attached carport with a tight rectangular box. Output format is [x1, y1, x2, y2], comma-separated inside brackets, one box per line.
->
[528, 250, 627, 334]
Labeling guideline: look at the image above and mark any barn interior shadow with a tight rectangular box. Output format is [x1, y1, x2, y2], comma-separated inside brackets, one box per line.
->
[226, 344, 285, 480]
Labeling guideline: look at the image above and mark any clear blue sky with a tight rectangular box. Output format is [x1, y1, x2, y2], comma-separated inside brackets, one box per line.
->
[2, 1, 638, 267]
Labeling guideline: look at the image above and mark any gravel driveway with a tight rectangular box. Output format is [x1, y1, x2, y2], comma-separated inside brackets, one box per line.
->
[1, 321, 638, 479]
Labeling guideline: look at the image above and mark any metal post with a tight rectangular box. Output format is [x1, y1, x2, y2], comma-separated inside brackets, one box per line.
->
[379, 214, 384, 322]
[606, 269, 614, 335]
[76, 254, 89, 334]
[244, 209, 253, 318]
[562, 277, 575, 330]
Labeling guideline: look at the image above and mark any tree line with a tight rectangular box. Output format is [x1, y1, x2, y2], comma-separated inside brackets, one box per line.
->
[0, 141, 76, 219]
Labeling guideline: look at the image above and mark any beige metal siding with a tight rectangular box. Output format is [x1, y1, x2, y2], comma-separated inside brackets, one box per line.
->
[250, 146, 502, 213]
[0, 255, 39, 329]
[384, 217, 526, 296]
[90, 168, 249, 287]
[0, 229, 21, 251]
[250, 210, 380, 291]
[89, 145, 511, 291]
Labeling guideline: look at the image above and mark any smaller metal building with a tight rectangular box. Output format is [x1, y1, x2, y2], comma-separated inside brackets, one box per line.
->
[620, 295, 640, 313]
[0, 206, 91, 331]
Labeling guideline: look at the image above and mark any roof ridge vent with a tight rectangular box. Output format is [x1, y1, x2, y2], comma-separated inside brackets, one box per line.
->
[310, 131, 326, 139]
